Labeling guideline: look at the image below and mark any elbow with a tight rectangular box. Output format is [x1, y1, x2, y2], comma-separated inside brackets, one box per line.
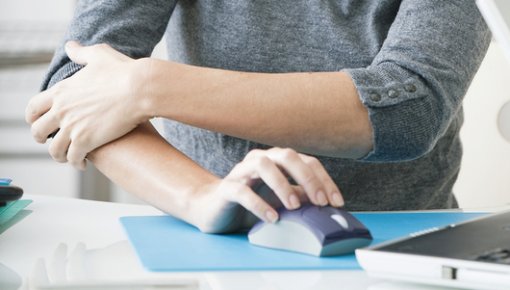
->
[361, 95, 446, 163]
[344, 64, 463, 163]
[366, 129, 437, 163]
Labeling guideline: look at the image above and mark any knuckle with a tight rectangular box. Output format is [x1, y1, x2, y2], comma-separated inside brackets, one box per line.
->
[245, 149, 263, 160]
[52, 101, 66, 120]
[303, 156, 321, 168]
[50, 107, 61, 121]
[254, 156, 271, 169]
[54, 109, 65, 122]
[280, 148, 298, 162]
[268, 146, 282, 152]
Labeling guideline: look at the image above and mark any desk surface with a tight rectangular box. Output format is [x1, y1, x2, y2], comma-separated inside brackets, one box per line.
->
[4, 195, 504, 290]
[1, 194, 382, 290]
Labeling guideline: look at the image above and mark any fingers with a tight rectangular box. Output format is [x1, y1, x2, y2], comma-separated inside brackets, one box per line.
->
[48, 128, 71, 163]
[226, 147, 344, 223]
[30, 108, 59, 143]
[245, 148, 343, 207]
[291, 185, 311, 203]
[67, 142, 87, 171]
[41, 123, 86, 170]
[25, 89, 54, 124]
[299, 154, 344, 207]
[47, 128, 86, 170]
[229, 157, 301, 210]
[271, 149, 327, 206]
[221, 180, 279, 223]
[65, 41, 130, 65]
[26, 41, 129, 171]
[65, 41, 96, 65]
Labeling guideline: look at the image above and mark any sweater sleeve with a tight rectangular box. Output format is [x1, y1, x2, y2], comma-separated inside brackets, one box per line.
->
[41, 0, 177, 90]
[343, 0, 491, 162]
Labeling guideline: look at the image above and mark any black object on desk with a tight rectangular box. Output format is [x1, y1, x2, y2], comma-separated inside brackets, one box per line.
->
[0, 185, 24, 207]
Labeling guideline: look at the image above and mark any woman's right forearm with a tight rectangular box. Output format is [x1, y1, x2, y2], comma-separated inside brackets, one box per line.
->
[86, 121, 344, 234]
[87, 121, 218, 225]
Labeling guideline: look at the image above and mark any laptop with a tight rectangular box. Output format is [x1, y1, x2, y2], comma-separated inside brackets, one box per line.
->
[356, 211, 510, 289]
[356, 1, 510, 289]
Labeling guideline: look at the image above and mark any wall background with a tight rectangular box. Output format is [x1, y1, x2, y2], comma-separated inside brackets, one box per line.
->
[0, 1, 509, 209]
[454, 42, 510, 208]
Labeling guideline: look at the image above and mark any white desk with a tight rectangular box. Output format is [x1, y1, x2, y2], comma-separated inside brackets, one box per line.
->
[1, 194, 383, 290]
[7, 195, 498, 290]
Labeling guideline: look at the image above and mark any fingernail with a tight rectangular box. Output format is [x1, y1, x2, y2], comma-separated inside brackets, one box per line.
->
[332, 192, 344, 206]
[265, 210, 278, 223]
[316, 191, 327, 206]
[289, 194, 300, 209]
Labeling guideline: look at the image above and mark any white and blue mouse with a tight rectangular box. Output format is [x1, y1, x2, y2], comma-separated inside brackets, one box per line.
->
[248, 204, 372, 256]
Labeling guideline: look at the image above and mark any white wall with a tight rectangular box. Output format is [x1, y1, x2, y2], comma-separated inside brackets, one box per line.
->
[0, 1, 79, 197]
[454, 41, 510, 208]
[0, 0, 74, 22]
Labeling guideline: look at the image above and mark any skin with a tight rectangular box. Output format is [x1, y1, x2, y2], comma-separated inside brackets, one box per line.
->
[26, 42, 374, 233]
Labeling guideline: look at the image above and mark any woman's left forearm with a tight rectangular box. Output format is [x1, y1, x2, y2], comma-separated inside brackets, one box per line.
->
[141, 59, 373, 159]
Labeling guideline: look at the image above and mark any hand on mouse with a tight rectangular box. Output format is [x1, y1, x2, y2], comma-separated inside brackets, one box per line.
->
[25, 41, 151, 170]
[191, 147, 344, 233]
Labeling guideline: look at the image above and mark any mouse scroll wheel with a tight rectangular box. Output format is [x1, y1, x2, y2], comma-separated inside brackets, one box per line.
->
[330, 214, 349, 229]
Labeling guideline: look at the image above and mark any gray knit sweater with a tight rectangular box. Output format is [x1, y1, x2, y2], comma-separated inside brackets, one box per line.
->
[42, 0, 491, 211]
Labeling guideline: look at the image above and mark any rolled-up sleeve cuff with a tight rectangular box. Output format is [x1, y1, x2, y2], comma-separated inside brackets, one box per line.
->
[41, 61, 83, 90]
[344, 65, 439, 162]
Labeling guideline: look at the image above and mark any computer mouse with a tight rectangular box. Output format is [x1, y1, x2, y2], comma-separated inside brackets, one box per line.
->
[248, 204, 372, 256]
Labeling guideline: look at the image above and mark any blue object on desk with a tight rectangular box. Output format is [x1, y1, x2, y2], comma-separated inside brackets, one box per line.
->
[0, 199, 32, 235]
[0, 178, 12, 186]
[120, 212, 485, 272]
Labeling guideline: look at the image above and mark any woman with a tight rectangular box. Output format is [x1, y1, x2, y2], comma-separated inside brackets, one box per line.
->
[26, 0, 490, 233]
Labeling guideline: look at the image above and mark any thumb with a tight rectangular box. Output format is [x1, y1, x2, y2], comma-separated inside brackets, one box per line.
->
[64, 41, 98, 65]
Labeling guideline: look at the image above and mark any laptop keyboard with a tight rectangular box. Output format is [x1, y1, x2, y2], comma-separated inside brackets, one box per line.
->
[475, 248, 510, 264]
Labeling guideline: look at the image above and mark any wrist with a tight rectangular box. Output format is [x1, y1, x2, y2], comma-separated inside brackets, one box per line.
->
[186, 177, 223, 231]
[130, 57, 157, 123]
[134, 59, 221, 123]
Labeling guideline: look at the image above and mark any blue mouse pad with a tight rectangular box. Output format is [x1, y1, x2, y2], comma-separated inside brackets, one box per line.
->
[120, 212, 485, 272]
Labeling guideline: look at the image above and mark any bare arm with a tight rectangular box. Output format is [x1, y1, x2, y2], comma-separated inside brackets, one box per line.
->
[28, 46, 345, 233]
[85, 122, 343, 233]
[87, 122, 216, 226]
[28, 43, 372, 168]
[144, 60, 373, 159]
